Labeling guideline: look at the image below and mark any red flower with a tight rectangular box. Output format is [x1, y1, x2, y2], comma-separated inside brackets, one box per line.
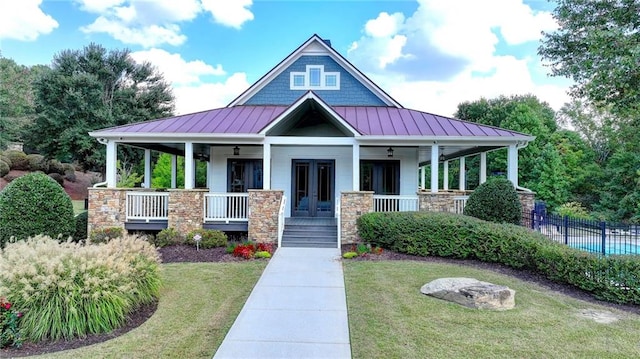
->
[4, 302, 11, 310]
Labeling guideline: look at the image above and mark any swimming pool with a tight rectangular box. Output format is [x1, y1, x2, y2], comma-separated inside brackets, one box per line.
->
[570, 242, 640, 255]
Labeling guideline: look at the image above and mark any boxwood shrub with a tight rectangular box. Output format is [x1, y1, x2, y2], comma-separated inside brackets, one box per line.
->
[463, 177, 522, 224]
[0, 160, 8, 177]
[3, 150, 28, 170]
[185, 229, 227, 249]
[357, 211, 640, 305]
[0, 172, 75, 247]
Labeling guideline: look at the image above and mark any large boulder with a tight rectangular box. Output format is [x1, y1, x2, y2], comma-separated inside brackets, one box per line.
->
[420, 277, 515, 310]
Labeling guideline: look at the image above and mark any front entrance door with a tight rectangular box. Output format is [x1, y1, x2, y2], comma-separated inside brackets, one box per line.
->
[292, 159, 334, 217]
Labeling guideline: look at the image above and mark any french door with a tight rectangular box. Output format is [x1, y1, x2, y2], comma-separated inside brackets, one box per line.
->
[291, 159, 334, 217]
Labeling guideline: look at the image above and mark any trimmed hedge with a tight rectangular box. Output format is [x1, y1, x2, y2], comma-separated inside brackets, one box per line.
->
[463, 177, 522, 224]
[27, 154, 48, 172]
[357, 211, 640, 305]
[3, 150, 28, 170]
[0, 160, 8, 177]
[73, 212, 88, 242]
[0, 173, 75, 247]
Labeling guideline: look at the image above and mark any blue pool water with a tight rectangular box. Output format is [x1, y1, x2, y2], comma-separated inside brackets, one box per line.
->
[570, 243, 640, 255]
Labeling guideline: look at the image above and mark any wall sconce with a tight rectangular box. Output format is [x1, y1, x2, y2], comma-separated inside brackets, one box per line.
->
[439, 153, 445, 162]
[233, 146, 240, 156]
[387, 147, 394, 157]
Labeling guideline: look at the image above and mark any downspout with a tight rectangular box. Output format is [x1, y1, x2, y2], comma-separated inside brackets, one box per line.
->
[515, 140, 533, 193]
[93, 137, 108, 188]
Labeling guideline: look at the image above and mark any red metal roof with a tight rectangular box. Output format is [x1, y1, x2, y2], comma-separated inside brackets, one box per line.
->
[93, 105, 529, 139]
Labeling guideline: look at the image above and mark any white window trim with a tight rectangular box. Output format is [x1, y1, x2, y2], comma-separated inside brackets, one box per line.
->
[290, 65, 340, 90]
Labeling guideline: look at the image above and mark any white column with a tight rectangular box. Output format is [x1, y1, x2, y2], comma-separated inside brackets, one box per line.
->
[207, 146, 215, 190]
[420, 166, 426, 189]
[480, 152, 487, 184]
[352, 144, 360, 190]
[443, 161, 449, 191]
[170, 154, 177, 188]
[430, 144, 439, 193]
[263, 143, 271, 189]
[507, 144, 518, 187]
[143, 149, 151, 188]
[106, 140, 117, 188]
[459, 157, 466, 191]
[184, 142, 194, 189]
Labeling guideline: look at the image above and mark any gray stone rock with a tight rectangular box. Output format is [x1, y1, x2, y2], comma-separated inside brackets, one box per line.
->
[420, 277, 515, 310]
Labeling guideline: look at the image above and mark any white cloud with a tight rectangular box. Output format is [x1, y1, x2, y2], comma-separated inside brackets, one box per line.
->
[348, 0, 569, 116]
[173, 73, 251, 115]
[201, 0, 254, 29]
[131, 48, 225, 85]
[82, 17, 187, 47]
[76, 0, 125, 14]
[0, 0, 58, 41]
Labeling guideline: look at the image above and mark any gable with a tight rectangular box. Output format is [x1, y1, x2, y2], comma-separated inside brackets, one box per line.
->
[244, 55, 388, 106]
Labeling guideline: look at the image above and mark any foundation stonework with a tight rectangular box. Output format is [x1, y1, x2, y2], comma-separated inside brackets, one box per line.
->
[340, 191, 374, 244]
[418, 191, 471, 212]
[248, 190, 284, 244]
[518, 191, 536, 225]
[87, 188, 128, 234]
[167, 189, 207, 234]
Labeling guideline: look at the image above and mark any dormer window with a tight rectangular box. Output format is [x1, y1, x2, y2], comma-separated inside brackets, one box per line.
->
[290, 65, 340, 90]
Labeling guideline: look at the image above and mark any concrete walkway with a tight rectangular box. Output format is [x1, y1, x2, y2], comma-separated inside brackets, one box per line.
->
[213, 247, 351, 359]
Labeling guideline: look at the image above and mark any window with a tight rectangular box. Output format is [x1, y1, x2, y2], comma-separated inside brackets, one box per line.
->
[227, 159, 263, 192]
[360, 160, 400, 195]
[290, 65, 340, 90]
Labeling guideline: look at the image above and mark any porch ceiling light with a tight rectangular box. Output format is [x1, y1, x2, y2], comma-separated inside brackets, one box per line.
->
[387, 147, 394, 157]
[439, 153, 446, 162]
[233, 146, 240, 156]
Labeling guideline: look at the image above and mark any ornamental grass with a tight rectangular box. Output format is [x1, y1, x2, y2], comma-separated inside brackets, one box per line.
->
[0, 235, 161, 342]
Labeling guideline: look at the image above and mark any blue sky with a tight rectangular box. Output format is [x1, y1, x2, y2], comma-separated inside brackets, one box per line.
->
[0, 0, 571, 117]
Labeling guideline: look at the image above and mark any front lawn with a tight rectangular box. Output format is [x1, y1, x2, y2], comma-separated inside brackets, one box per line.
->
[32, 261, 265, 358]
[344, 260, 640, 359]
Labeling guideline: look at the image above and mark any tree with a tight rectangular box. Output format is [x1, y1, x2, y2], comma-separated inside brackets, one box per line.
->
[28, 44, 174, 171]
[539, 0, 640, 118]
[151, 153, 207, 188]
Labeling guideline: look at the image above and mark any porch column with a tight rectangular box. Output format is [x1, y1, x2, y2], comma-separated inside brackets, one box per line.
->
[207, 146, 215, 189]
[443, 161, 449, 191]
[263, 143, 271, 189]
[459, 157, 466, 191]
[430, 144, 439, 193]
[184, 142, 194, 189]
[480, 152, 487, 184]
[106, 140, 117, 188]
[143, 149, 151, 188]
[170, 154, 177, 188]
[507, 144, 518, 187]
[352, 144, 360, 190]
[420, 166, 426, 189]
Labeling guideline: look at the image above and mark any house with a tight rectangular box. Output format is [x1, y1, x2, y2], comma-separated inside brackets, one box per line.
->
[87, 34, 535, 248]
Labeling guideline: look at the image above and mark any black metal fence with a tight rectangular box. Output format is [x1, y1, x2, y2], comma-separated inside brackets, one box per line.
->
[521, 209, 640, 256]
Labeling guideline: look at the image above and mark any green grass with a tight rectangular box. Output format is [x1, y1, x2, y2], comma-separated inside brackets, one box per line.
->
[72, 200, 86, 215]
[34, 261, 266, 359]
[344, 260, 640, 359]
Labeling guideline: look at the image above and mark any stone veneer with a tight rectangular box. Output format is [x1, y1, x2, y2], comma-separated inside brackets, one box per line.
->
[340, 191, 374, 244]
[167, 189, 208, 234]
[518, 191, 536, 225]
[417, 190, 472, 212]
[87, 188, 128, 234]
[248, 189, 284, 244]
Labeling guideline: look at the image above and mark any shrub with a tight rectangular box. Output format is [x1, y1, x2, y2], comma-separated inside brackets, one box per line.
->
[0, 160, 8, 177]
[46, 159, 65, 175]
[26, 154, 48, 172]
[464, 177, 522, 224]
[89, 227, 124, 244]
[257, 242, 275, 255]
[233, 243, 255, 259]
[254, 251, 272, 258]
[3, 150, 28, 170]
[63, 163, 77, 182]
[342, 251, 358, 259]
[226, 243, 237, 254]
[0, 297, 23, 348]
[0, 155, 11, 168]
[153, 228, 183, 247]
[73, 212, 88, 242]
[0, 172, 75, 247]
[185, 229, 227, 249]
[357, 211, 640, 305]
[556, 202, 591, 220]
[48, 172, 64, 186]
[0, 235, 161, 342]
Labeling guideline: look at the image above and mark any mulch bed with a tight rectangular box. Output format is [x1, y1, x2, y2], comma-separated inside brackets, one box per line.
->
[3, 245, 640, 357]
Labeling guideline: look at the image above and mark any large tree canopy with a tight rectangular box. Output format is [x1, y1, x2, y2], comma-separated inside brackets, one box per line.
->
[539, 0, 640, 117]
[29, 44, 174, 171]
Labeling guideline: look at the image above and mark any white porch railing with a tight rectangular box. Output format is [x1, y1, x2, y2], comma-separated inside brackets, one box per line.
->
[373, 195, 419, 212]
[453, 195, 469, 214]
[126, 191, 169, 222]
[336, 199, 341, 248]
[204, 193, 249, 222]
[277, 195, 286, 248]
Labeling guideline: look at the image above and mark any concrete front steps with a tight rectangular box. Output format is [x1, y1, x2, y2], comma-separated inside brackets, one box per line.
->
[281, 218, 338, 248]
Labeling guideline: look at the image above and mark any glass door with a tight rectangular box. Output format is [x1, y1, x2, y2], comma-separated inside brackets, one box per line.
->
[292, 159, 334, 217]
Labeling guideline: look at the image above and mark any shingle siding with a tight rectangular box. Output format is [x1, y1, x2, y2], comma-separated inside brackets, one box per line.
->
[245, 56, 387, 106]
